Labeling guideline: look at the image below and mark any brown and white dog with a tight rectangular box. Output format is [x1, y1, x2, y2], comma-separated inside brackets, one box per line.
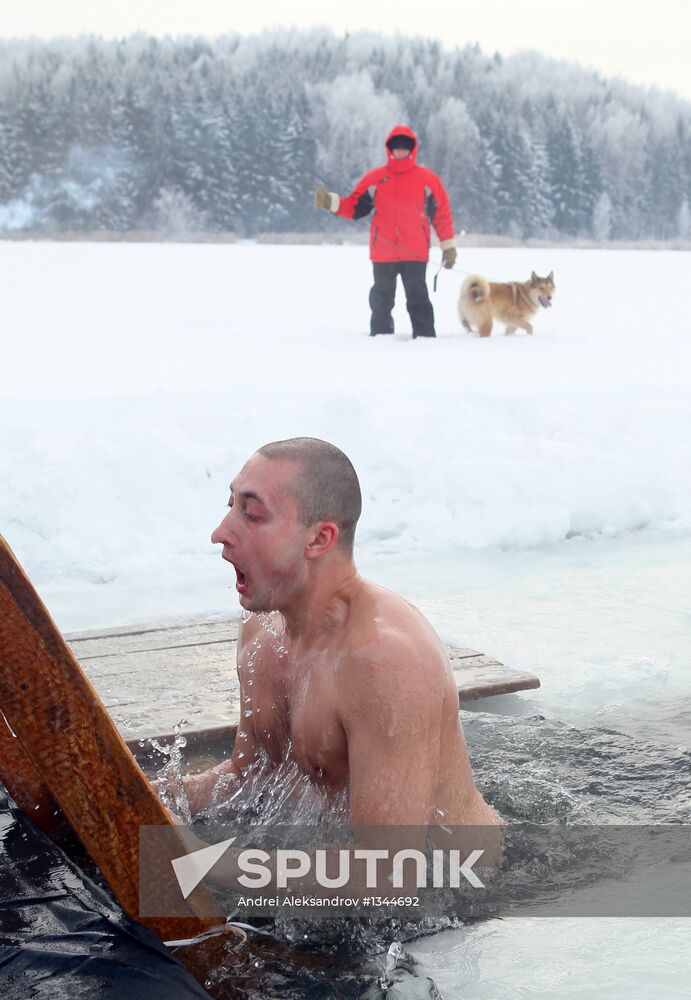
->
[459, 271, 555, 336]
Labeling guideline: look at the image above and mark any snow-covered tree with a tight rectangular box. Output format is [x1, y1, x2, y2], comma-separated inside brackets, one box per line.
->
[426, 97, 497, 233]
[310, 70, 403, 193]
[153, 186, 207, 235]
[1, 31, 690, 239]
[592, 191, 613, 242]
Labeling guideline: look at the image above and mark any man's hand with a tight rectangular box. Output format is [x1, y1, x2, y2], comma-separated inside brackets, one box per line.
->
[314, 186, 333, 211]
[442, 246, 457, 269]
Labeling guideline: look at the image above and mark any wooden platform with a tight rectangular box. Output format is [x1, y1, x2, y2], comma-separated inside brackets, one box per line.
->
[65, 618, 540, 742]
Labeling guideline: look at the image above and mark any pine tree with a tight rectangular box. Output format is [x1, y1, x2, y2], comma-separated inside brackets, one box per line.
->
[546, 101, 589, 235]
[426, 97, 497, 233]
[592, 191, 612, 242]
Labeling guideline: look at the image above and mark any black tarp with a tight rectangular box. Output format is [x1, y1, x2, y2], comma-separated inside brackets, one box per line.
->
[0, 787, 211, 999]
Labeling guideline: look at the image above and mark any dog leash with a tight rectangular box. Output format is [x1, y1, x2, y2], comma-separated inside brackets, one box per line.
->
[371, 231, 473, 290]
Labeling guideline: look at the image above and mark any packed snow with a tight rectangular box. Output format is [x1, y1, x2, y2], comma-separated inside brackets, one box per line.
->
[2, 241, 691, 736]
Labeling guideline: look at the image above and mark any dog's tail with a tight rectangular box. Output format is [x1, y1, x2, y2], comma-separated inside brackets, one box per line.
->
[462, 274, 490, 303]
[459, 274, 493, 336]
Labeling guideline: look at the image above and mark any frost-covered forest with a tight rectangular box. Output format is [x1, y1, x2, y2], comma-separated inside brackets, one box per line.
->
[1, 30, 690, 240]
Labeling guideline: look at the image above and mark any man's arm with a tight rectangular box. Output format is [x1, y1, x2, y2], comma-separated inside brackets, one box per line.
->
[341, 630, 445, 827]
[425, 170, 456, 266]
[180, 713, 255, 815]
[314, 168, 381, 220]
[164, 616, 260, 816]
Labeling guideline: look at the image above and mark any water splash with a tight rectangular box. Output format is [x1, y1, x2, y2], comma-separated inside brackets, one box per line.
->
[150, 719, 192, 823]
[201, 742, 349, 828]
[256, 611, 288, 656]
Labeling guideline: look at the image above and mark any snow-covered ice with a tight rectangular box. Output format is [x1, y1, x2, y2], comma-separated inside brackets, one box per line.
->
[2, 239, 691, 997]
[2, 241, 690, 735]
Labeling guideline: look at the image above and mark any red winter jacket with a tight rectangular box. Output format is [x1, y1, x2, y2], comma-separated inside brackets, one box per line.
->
[328, 125, 456, 263]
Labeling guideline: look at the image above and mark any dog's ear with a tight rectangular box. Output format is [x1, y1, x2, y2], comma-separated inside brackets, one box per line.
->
[547, 271, 554, 283]
[531, 271, 538, 285]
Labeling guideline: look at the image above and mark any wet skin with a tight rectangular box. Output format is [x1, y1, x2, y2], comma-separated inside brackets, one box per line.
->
[186, 453, 502, 831]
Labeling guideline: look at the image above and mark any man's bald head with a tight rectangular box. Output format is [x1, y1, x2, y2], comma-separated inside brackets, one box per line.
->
[256, 438, 362, 553]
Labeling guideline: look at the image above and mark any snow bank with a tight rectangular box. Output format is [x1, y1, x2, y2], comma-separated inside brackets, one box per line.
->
[2, 241, 690, 723]
[3, 243, 690, 577]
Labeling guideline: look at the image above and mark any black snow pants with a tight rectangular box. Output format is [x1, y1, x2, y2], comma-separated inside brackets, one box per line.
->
[369, 261, 436, 338]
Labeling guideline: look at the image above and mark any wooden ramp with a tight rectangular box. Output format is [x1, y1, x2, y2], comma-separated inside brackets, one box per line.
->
[64, 618, 540, 743]
[0, 536, 230, 950]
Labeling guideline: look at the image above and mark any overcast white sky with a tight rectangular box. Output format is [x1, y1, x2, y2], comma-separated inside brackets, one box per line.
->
[2, 1, 690, 102]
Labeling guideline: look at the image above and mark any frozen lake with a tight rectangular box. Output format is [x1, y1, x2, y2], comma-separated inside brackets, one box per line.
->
[2, 240, 690, 998]
[3, 241, 690, 730]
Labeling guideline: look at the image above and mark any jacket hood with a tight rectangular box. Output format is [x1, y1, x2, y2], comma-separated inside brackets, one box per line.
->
[385, 124, 418, 171]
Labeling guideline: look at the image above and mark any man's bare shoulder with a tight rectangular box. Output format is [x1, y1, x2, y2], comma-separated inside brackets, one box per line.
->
[343, 579, 450, 681]
[337, 580, 453, 735]
[347, 578, 441, 639]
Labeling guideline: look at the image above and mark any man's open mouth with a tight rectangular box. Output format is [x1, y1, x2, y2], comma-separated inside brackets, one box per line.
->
[222, 553, 249, 594]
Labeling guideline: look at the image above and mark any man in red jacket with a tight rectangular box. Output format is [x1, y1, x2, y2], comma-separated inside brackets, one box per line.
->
[315, 124, 457, 338]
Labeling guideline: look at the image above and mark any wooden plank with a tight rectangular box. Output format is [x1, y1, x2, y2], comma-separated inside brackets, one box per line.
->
[68, 621, 239, 659]
[447, 647, 541, 700]
[454, 663, 542, 700]
[65, 618, 539, 741]
[0, 710, 63, 835]
[0, 535, 228, 946]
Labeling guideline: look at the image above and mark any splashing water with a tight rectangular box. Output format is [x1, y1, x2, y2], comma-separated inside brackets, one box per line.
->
[151, 699, 691, 997]
[150, 719, 192, 822]
[201, 742, 349, 828]
[256, 611, 288, 656]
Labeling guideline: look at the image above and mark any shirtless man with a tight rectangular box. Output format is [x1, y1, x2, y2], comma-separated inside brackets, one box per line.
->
[182, 437, 501, 832]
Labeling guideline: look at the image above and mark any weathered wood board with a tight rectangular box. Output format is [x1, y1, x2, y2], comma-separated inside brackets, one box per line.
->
[66, 617, 540, 742]
[0, 536, 227, 944]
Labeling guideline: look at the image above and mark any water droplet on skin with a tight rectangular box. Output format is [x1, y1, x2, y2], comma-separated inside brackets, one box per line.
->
[243, 709, 253, 718]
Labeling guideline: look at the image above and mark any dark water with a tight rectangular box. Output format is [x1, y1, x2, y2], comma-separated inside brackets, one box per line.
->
[2, 712, 689, 999]
[467, 712, 691, 824]
[184, 712, 691, 998]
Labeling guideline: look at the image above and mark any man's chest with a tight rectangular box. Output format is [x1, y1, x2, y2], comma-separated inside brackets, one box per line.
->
[374, 172, 426, 211]
[243, 648, 349, 787]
